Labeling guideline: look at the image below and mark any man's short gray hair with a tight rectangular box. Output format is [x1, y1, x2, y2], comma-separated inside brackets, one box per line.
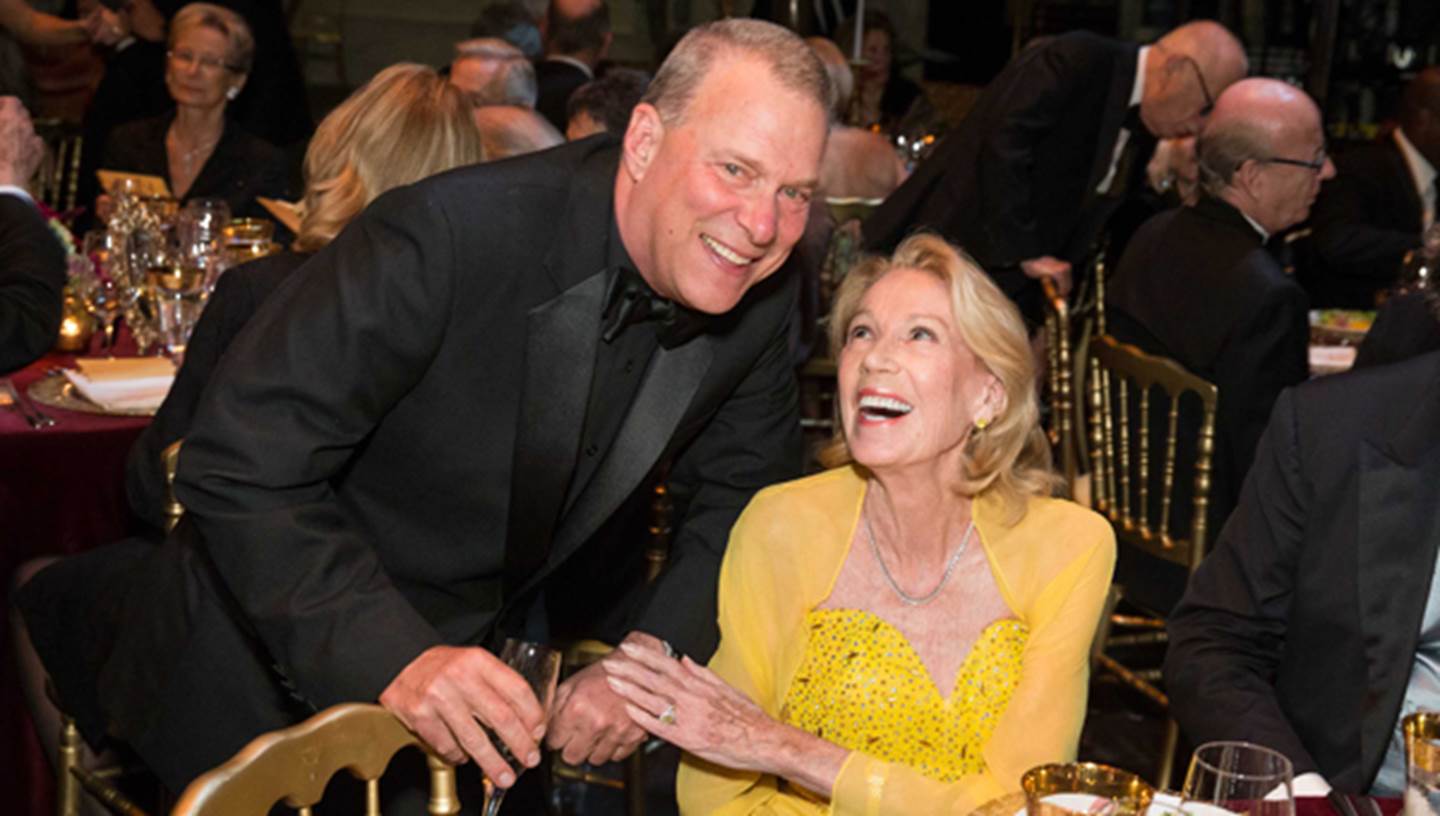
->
[641, 18, 834, 126]
[454, 38, 538, 107]
[1196, 119, 1272, 198]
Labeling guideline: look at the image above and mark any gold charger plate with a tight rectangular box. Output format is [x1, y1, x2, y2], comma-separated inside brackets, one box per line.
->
[28, 373, 158, 417]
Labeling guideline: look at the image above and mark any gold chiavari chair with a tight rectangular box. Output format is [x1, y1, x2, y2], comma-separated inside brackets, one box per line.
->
[170, 703, 458, 816]
[1085, 334, 1218, 787]
[32, 119, 84, 214]
[1040, 277, 1077, 495]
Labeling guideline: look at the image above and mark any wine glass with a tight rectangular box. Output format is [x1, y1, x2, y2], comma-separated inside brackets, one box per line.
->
[1180, 741, 1295, 816]
[79, 277, 124, 353]
[482, 639, 561, 816]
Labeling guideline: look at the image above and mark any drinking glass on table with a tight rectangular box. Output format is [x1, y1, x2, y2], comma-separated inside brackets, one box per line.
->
[78, 276, 125, 353]
[176, 198, 232, 291]
[482, 639, 561, 816]
[1405, 712, 1440, 816]
[1181, 741, 1294, 816]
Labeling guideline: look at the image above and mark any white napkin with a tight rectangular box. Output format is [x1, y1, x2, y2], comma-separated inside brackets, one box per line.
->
[63, 357, 176, 412]
[1309, 345, 1358, 375]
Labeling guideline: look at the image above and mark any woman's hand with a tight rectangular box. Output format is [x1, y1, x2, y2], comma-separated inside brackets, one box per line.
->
[603, 643, 800, 776]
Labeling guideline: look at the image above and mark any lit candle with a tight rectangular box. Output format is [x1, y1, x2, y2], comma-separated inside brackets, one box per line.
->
[852, 0, 865, 62]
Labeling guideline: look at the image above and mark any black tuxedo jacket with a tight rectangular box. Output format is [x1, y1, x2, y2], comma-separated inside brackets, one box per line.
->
[1108, 196, 1309, 550]
[1305, 135, 1424, 308]
[0, 193, 65, 373]
[101, 113, 293, 220]
[863, 31, 1151, 304]
[21, 139, 802, 788]
[1165, 351, 1440, 792]
[535, 58, 590, 131]
[124, 250, 308, 529]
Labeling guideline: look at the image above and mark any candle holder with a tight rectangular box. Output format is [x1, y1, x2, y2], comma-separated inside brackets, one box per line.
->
[53, 286, 95, 352]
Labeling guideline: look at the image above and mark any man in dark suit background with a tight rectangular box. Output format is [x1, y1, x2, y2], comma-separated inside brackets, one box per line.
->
[863, 21, 1248, 321]
[0, 95, 64, 374]
[17, 18, 831, 801]
[534, 0, 609, 131]
[1304, 68, 1440, 308]
[1106, 79, 1332, 608]
[1165, 350, 1440, 797]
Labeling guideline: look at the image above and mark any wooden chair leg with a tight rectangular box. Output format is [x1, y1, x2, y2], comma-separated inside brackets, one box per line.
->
[58, 716, 81, 816]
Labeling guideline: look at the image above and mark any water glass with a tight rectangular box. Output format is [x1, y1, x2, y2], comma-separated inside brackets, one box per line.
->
[1022, 762, 1154, 816]
[1181, 741, 1294, 816]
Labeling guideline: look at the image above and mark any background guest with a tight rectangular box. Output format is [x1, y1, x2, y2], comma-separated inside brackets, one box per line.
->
[469, 0, 542, 60]
[564, 66, 647, 140]
[473, 103, 562, 159]
[1165, 349, 1440, 797]
[0, 0, 125, 106]
[125, 62, 484, 525]
[831, 10, 924, 135]
[97, 2, 291, 219]
[449, 36, 537, 109]
[1304, 68, 1440, 308]
[864, 21, 1247, 322]
[606, 234, 1114, 814]
[806, 36, 908, 201]
[0, 95, 64, 374]
[534, 0, 609, 130]
[1106, 78, 1330, 611]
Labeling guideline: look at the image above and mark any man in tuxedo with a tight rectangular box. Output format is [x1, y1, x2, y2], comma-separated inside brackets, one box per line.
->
[1165, 349, 1440, 795]
[864, 21, 1247, 322]
[534, 0, 609, 131]
[1106, 79, 1332, 608]
[1304, 68, 1440, 308]
[0, 95, 64, 374]
[18, 18, 831, 797]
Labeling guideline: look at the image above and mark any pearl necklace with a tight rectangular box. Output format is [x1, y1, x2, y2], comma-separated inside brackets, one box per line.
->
[863, 510, 974, 607]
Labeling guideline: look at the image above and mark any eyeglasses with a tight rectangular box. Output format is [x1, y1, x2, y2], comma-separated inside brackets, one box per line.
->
[1181, 56, 1215, 117]
[167, 48, 237, 73]
[1260, 149, 1330, 173]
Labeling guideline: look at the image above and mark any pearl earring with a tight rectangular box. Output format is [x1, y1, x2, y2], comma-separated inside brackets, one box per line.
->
[226, 87, 239, 100]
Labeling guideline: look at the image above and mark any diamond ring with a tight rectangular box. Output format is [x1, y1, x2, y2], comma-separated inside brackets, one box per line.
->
[659, 704, 677, 725]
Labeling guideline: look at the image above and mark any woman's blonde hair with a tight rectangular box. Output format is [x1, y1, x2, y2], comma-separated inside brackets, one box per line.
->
[293, 63, 484, 253]
[169, 3, 254, 75]
[820, 233, 1057, 521]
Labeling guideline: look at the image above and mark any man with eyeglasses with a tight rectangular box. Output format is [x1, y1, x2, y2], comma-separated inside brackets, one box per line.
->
[864, 20, 1247, 324]
[1306, 67, 1440, 309]
[1105, 78, 1335, 614]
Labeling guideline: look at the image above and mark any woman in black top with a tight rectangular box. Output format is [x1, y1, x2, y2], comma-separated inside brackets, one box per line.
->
[97, 2, 290, 219]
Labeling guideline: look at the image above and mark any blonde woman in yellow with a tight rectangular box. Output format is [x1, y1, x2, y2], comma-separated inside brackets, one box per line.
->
[603, 233, 1115, 815]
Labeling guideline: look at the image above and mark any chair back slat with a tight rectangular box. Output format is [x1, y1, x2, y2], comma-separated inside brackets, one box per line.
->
[172, 703, 459, 815]
[1041, 277, 1078, 492]
[1087, 334, 1219, 568]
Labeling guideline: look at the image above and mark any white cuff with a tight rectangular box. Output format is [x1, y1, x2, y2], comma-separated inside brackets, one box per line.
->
[1290, 772, 1332, 797]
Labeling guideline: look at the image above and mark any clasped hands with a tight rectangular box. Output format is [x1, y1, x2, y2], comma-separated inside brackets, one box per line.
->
[379, 631, 672, 789]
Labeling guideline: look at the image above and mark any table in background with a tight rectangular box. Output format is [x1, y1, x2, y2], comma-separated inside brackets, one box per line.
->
[977, 792, 1401, 816]
[1, 345, 152, 816]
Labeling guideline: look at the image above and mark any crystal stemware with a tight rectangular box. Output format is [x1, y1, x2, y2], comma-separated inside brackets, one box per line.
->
[1180, 741, 1294, 816]
[481, 640, 561, 816]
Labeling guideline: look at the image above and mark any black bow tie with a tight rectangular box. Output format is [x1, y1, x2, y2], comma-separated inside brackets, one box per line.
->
[601, 267, 707, 349]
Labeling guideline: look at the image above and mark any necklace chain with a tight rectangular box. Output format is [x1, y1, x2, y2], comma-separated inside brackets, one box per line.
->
[863, 509, 974, 607]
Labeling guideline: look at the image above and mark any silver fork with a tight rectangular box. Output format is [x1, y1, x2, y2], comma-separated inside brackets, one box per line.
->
[0, 378, 55, 428]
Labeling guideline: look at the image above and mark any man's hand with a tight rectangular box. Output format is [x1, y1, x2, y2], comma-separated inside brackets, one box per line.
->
[1020, 255, 1073, 297]
[547, 631, 668, 765]
[82, 6, 127, 46]
[0, 97, 44, 188]
[379, 645, 545, 789]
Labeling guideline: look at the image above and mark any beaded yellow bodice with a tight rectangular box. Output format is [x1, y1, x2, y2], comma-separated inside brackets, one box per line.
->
[780, 609, 1029, 784]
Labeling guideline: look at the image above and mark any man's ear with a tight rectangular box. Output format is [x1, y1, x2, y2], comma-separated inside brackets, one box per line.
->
[621, 102, 663, 181]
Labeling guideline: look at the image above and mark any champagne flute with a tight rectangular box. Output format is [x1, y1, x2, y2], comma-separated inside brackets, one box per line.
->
[1181, 741, 1295, 816]
[482, 640, 561, 816]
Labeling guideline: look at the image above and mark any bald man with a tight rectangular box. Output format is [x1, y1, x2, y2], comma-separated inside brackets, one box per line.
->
[451, 37, 537, 108]
[1105, 78, 1334, 612]
[1305, 67, 1440, 308]
[864, 21, 1248, 321]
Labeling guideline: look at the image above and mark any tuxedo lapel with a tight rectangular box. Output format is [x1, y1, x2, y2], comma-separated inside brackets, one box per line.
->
[502, 144, 619, 596]
[1355, 371, 1440, 780]
[1085, 46, 1140, 196]
[513, 335, 715, 600]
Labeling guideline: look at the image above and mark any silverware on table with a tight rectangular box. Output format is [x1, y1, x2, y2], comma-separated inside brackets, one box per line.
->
[0, 378, 56, 428]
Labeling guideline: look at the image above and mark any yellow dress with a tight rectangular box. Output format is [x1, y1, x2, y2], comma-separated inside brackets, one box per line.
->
[677, 466, 1116, 816]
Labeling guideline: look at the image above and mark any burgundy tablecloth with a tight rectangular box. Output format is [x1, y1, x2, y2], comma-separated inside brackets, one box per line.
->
[1, 344, 152, 816]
